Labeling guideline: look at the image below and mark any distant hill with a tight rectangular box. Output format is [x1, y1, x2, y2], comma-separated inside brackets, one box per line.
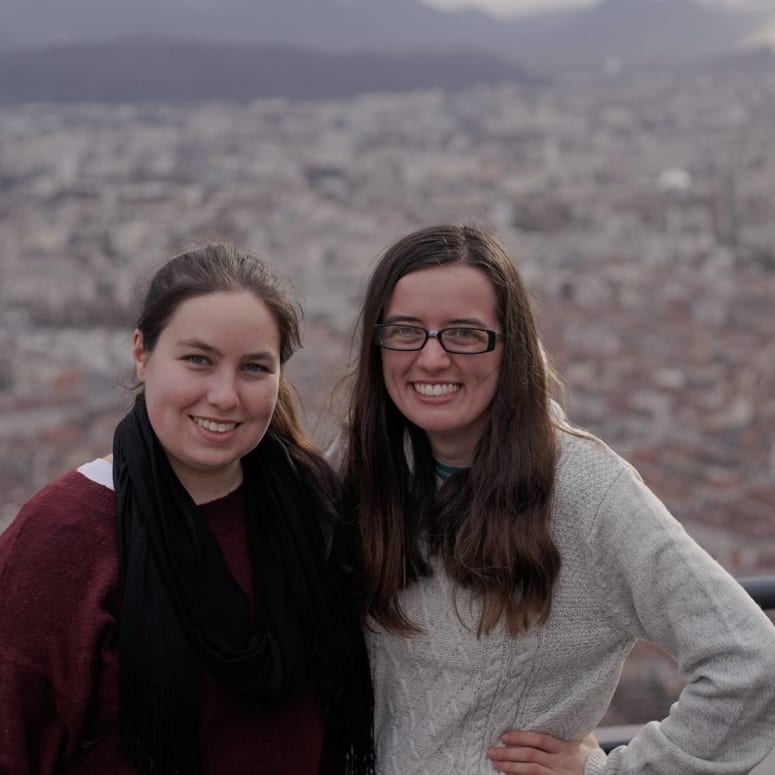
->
[533, 0, 770, 66]
[0, 0, 769, 69]
[701, 43, 775, 75]
[0, 0, 517, 54]
[0, 41, 544, 104]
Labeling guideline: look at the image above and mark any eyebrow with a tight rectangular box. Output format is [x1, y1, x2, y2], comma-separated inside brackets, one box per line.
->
[382, 315, 490, 327]
[176, 338, 277, 361]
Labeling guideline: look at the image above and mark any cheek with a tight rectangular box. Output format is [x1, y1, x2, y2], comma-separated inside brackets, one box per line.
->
[482, 363, 502, 386]
[381, 351, 405, 379]
[380, 356, 403, 401]
[142, 396, 179, 449]
[142, 375, 199, 425]
[253, 381, 280, 415]
[469, 360, 502, 401]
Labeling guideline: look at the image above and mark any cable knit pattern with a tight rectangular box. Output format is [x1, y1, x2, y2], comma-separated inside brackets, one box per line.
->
[366, 431, 775, 775]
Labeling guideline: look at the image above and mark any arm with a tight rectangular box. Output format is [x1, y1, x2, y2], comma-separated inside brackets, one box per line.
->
[0, 473, 121, 775]
[582, 461, 775, 774]
[0, 511, 68, 775]
[0, 654, 65, 775]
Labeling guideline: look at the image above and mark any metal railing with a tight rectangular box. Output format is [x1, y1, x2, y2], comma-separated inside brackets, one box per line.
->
[597, 575, 775, 754]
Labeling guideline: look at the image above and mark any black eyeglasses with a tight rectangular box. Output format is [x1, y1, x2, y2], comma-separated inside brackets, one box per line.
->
[374, 324, 504, 354]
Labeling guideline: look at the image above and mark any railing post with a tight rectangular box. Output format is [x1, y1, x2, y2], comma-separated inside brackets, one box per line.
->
[739, 577, 775, 611]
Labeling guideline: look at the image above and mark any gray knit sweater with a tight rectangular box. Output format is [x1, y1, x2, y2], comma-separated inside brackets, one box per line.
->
[366, 431, 775, 774]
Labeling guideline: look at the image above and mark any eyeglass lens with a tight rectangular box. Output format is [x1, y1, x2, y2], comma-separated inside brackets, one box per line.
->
[379, 325, 492, 353]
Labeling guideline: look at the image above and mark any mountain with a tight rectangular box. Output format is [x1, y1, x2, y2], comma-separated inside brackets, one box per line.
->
[0, 0, 770, 103]
[0, 41, 544, 104]
[0, 0, 509, 52]
[0, 0, 769, 68]
[697, 43, 775, 75]
[529, 0, 769, 66]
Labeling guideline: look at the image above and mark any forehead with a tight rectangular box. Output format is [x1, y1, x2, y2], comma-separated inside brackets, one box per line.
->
[162, 291, 280, 345]
[385, 264, 497, 319]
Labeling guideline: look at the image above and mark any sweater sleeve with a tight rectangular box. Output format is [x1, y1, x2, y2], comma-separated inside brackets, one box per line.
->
[0, 473, 121, 775]
[582, 458, 775, 775]
[0, 650, 65, 774]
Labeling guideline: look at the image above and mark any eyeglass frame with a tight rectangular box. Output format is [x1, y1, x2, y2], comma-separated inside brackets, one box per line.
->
[373, 323, 505, 354]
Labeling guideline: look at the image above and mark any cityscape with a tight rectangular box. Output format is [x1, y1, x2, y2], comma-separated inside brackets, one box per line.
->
[2, 51, 775, 728]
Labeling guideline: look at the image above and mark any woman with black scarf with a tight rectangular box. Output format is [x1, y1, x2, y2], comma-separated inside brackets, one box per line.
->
[0, 245, 374, 775]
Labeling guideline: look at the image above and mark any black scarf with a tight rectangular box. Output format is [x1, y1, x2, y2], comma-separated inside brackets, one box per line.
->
[113, 394, 374, 774]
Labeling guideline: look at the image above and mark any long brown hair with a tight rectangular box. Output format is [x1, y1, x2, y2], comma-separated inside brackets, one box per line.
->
[137, 244, 338, 506]
[342, 224, 561, 636]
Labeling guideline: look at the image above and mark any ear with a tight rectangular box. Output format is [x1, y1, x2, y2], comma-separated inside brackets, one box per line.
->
[132, 329, 148, 383]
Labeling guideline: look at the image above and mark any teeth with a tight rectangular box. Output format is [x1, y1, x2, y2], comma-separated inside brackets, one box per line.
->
[192, 417, 237, 433]
[413, 383, 459, 397]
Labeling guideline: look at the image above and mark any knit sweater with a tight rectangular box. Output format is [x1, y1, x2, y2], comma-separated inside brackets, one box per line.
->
[366, 431, 775, 774]
[0, 461, 328, 775]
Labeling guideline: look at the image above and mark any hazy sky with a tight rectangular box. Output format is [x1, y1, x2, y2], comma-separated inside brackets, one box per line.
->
[420, 0, 591, 15]
[420, 0, 772, 17]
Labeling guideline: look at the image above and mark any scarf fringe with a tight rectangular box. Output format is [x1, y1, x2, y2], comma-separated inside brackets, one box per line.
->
[324, 675, 376, 775]
[345, 742, 377, 775]
[120, 671, 201, 775]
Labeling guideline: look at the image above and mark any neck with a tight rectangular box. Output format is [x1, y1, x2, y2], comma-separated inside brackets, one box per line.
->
[173, 464, 244, 505]
[428, 438, 477, 468]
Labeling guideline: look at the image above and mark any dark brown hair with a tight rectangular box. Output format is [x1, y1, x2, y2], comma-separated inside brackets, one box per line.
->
[341, 224, 561, 636]
[137, 244, 337, 505]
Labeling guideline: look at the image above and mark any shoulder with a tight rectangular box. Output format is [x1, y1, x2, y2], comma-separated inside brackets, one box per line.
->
[554, 429, 640, 507]
[553, 428, 691, 558]
[0, 469, 119, 675]
[552, 428, 676, 544]
[6, 466, 115, 532]
[0, 469, 117, 581]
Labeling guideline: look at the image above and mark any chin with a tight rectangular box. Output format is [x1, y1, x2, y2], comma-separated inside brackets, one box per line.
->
[414, 419, 459, 436]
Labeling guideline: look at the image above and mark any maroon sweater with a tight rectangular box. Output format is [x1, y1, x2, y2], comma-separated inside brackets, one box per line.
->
[0, 470, 328, 774]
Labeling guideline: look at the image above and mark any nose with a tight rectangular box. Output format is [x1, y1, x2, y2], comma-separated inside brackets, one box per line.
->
[207, 370, 239, 411]
[415, 336, 451, 370]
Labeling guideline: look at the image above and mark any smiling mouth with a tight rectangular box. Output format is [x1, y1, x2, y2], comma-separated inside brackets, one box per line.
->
[191, 416, 239, 433]
[412, 383, 460, 397]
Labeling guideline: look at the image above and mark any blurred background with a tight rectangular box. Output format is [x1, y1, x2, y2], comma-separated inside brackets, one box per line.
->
[1, 0, 775, 731]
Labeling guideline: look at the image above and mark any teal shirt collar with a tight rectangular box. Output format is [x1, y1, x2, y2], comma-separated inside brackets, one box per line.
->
[434, 459, 470, 479]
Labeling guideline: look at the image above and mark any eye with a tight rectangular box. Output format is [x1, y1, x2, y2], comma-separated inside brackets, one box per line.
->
[449, 328, 485, 340]
[182, 354, 210, 366]
[442, 328, 489, 349]
[242, 362, 271, 374]
[386, 325, 423, 340]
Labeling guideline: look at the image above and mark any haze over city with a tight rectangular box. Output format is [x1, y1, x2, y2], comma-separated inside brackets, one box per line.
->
[1, 0, 774, 751]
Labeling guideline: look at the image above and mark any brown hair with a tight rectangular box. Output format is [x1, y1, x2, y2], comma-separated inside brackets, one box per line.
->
[341, 224, 561, 636]
[137, 244, 338, 506]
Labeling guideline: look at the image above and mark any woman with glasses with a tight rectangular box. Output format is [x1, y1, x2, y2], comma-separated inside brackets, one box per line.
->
[339, 223, 775, 774]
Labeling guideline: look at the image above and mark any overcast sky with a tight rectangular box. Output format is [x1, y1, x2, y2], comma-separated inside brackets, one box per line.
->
[420, 0, 772, 17]
[420, 0, 590, 15]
